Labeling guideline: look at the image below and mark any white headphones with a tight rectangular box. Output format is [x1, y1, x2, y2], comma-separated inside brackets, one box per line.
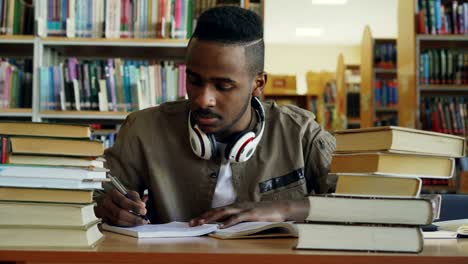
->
[188, 97, 265, 163]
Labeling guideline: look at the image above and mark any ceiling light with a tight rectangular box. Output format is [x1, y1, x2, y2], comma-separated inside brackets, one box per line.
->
[312, 0, 348, 5]
[296, 28, 323, 37]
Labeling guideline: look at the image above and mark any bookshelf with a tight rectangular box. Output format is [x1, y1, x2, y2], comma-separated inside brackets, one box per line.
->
[345, 64, 361, 129]
[360, 26, 398, 128]
[398, 0, 467, 136]
[336, 53, 361, 129]
[397, 0, 468, 194]
[306, 71, 336, 130]
[0, 0, 260, 124]
[34, 37, 187, 122]
[0, 35, 35, 117]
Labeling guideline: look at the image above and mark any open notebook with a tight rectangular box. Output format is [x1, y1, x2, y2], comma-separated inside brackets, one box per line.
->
[102, 221, 298, 239]
[423, 219, 468, 239]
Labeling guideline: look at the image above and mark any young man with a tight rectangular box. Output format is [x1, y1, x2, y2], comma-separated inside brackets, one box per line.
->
[95, 6, 335, 228]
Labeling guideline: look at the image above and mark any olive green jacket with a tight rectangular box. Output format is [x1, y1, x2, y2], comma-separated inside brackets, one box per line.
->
[99, 100, 336, 223]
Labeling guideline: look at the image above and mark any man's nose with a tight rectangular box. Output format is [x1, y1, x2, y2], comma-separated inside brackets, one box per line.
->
[195, 86, 216, 108]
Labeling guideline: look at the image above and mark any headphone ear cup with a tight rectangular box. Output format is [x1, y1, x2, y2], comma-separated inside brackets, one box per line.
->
[189, 123, 215, 160]
[225, 131, 256, 162]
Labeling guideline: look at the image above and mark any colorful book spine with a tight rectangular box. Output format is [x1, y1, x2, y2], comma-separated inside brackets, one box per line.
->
[421, 95, 467, 136]
[42, 0, 195, 38]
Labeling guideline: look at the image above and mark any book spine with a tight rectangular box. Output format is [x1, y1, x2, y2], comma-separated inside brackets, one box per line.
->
[1, 136, 7, 164]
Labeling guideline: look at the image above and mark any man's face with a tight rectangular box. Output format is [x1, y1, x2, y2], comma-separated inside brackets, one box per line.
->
[186, 39, 257, 137]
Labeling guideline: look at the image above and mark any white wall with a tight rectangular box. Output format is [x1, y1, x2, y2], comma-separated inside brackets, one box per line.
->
[264, 44, 361, 93]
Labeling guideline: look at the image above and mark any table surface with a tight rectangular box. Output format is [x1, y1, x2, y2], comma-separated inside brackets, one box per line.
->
[1, 232, 468, 264]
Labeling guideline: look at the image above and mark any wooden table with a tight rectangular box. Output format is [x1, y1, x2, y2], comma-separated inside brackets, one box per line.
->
[1, 232, 468, 264]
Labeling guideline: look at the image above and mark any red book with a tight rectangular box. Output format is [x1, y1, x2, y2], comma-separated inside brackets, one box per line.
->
[1, 137, 7, 164]
[418, 10, 426, 34]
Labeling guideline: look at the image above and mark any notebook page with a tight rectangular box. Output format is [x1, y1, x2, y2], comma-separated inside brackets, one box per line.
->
[102, 222, 218, 238]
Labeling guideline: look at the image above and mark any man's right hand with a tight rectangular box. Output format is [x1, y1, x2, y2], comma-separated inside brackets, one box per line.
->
[94, 188, 150, 226]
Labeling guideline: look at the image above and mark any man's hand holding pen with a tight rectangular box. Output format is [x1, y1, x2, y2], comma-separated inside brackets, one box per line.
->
[94, 175, 150, 227]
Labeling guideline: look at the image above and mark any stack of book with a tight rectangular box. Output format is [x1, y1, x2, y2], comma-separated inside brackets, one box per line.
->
[296, 126, 465, 253]
[0, 122, 106, 248]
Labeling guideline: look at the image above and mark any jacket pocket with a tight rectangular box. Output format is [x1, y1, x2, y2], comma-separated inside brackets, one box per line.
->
[259, 168, 308, 201]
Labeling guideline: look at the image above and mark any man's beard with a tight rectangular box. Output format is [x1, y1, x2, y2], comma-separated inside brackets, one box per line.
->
[213, 95, 252, 141]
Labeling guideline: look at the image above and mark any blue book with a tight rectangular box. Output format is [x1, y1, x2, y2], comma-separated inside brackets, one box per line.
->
[61, 0, 68, 35]
[434, 0, 441, 33]
[465, 3, 468, 34]
[123, 61, 131, 112]
[39, 67, 49, 110]
[86, 0, 93, 37]
[374, 81, 380, 107]
[48, 67, 55, 110]
[381, 80, 387, 107]
[436, 194, 468, 222]
[128, 62, 138, 111]
[423, 53, 429, 84]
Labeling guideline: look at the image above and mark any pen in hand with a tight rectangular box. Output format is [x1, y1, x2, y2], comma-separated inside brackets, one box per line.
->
[108, 174, 150, 223]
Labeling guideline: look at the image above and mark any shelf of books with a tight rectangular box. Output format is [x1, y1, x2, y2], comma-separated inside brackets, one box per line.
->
[398, 0, 467, 137]
[336, 54, 361, 129]
[0, 35, 34, 119]
[360, 26, 399, 128]
[0, 0, 263, 124]
[306, 71, 337, 131]
[397, 0, 467, 194]
[345, 64, 361, 129]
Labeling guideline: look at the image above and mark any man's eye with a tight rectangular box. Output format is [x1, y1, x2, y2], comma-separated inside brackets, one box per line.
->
[216, 83, 233, 90]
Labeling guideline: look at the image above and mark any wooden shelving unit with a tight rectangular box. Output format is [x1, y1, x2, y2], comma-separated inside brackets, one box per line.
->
[360, 26, 398, 128]
[305, 71, 336, 130]
[0, 37, 35, 119]
[0, 35, 35, 43]
[419, 85, 468, 92]
[397, 0, 467, 195]
[398, 0, 467, 135]
[1, 1, 261, 124]
[336, 54, 361, 129]
[0, 108, 33, 117]
[40, 37, 188, 47]
[38, 110, 129, 120]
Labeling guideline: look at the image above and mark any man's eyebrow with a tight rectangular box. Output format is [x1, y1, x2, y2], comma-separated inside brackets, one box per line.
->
[210, 77, 236, 84]
[186, 69, 236, 84]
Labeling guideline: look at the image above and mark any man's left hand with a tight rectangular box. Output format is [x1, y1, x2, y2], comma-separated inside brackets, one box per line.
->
[188, 200, 309, 228]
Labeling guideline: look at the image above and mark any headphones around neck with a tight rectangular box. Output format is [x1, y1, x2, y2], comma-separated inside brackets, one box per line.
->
[188, 97, 265, 163]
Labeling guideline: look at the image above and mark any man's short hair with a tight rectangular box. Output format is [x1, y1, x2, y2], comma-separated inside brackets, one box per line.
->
[191, 6, 264, 77]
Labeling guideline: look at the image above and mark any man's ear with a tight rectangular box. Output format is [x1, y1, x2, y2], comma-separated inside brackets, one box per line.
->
[252, 72, 267, 97]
